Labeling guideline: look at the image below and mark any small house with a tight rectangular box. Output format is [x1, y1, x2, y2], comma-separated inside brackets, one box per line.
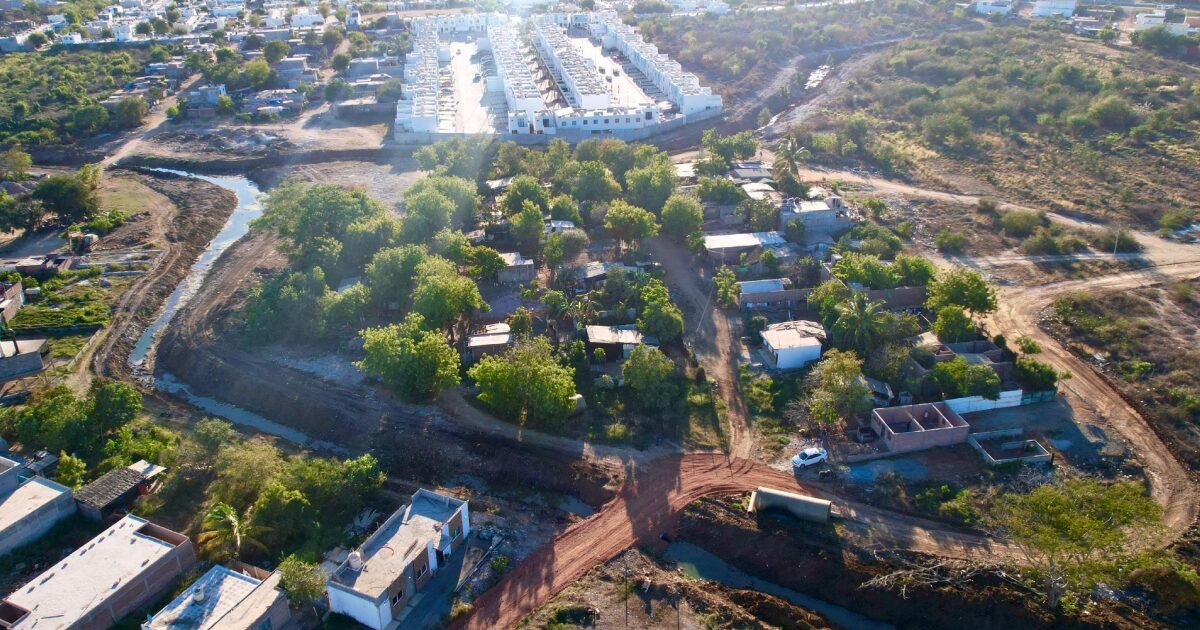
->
[584, 325, 656, 360]
[326, 489, 470, 630]
[0, 456, 75, 556]
[703, 231, 787, 263]
[760, 326, 821, 370]
[464, 323, 512, 362]
[728, 161, 772, 182]
[74, 465, 149, 520]
[497, 252, 535, 285]
[0, 338, 50, 384]
[143, 563, 291, 630]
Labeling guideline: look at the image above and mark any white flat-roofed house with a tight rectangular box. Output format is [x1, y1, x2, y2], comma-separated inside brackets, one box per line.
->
[1133, 10, 1193, 36]
[584, 325, 658, 360]
[703, 231, 787, 262]
[0, 515, 195, 629]
[761, 326, 822, 370]
[326, 490, 470, 630]
[779, 195, 850, 236]
[143, 564, 291, 630]
[0, 460, 75, 556]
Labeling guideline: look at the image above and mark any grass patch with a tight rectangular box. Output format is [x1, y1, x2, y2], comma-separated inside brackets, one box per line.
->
[46, 333, 93, 360]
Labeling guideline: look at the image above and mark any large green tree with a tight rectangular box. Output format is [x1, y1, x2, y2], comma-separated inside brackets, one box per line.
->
[604, 201, 658, 252]
[660, 194, 703, 240]
[33, 174, 98, 223]
[930, 357, 1001, 400]
[468, 338, 576, 428]
[926, 266, 997, 315]
[639, 280, 683, 342]
[622, 345, 675, 410]
[411, 261, 487, 339]
[511, 200, 545, 255]
[624, 161, 676, 214]
[831, 292, 889, 355]
[365, 245, 427, 309]
[357, 313, 461, 402]
[992, 479, 1162, 610]
[402, 189, 456, 244]
[572, 161, 622, 204]
[931, 305, 974, 343]
[803, 350, 871, 430]
[500, 175, 549, 216]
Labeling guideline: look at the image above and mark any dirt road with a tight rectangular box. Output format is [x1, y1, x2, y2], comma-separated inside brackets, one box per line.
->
[455, 452, 1017, 630]
[100, 75, 200, 170]
[989, 263, 1200, 538]
[651, 236, 754, 458]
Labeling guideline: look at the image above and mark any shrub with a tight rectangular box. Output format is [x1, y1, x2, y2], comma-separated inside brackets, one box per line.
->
[935, 229, 968, 252]
[1000, 209, 1044, 237]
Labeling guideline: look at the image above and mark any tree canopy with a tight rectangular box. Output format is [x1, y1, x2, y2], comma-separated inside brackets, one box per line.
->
[992, 479, 1162, 610]
[927, 267, 997, 315]
[468, 338, 576, 428]
[622, 345, 676, 410]
[357, 313, 461, 402]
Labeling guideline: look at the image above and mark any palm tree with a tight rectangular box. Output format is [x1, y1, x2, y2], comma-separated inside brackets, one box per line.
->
[831, 292, 888, 355]
[198, 502, 269, 560]
[772, 137, 812, 183]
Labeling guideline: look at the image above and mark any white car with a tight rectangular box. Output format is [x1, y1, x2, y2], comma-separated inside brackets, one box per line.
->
[791, 447, 828, 469]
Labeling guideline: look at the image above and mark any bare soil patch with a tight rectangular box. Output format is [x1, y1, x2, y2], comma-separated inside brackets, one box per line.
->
[522, 547, 832, 629]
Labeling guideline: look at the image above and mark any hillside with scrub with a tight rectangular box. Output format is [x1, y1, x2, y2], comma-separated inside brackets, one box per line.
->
[785, 26, 1200, 231]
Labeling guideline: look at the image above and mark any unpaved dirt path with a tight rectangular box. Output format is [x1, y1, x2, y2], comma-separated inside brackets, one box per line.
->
[651, 236, 754, 458]
[989, 262, 1200, 539]
[456, 161, 1200, 627]
[455, 452, 1018, 630]
[100, 75, 200, 170]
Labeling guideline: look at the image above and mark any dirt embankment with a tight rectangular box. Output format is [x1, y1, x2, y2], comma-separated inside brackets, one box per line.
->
[91, 171, 237, 382]
[523, 548, 833, 630]
[676, 497, 1164, 630]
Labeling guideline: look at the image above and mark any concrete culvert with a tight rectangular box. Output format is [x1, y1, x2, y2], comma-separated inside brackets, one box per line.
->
[748, 487, 832, 524]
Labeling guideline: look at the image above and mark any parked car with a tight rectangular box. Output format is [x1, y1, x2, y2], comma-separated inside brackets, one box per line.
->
[791, 447, 828, 468]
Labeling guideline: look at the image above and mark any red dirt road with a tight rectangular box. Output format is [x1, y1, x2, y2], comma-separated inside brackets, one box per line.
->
[455, 453, 1015, 630]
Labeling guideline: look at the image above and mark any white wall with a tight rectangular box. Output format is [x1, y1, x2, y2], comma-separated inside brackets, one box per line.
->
[327, 586, 387, 630]
[944, 389, 1023, 415]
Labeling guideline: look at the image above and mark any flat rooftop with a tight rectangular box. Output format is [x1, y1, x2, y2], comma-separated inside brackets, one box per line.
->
[586, 325, 650, 346]
[144, 565, 271, 630]
[332, 491, 465, 599]
[761, 328, 821, 350]
[704, 231, 787, 250]
[737, 278, 786, 294]
[0, 477, 70, 535]
[4, 515, 186, 627]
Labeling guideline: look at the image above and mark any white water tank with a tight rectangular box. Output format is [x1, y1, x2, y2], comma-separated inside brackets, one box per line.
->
[192, 585, 207, 603]
[347, 550, 364, 571]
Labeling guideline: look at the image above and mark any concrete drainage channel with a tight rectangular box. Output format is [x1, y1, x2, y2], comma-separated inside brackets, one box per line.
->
[663, 542, 894, 630]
